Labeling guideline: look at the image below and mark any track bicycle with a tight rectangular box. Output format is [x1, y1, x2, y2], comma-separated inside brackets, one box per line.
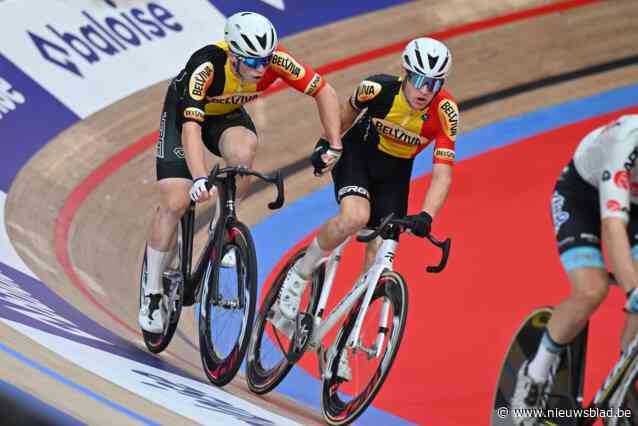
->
[246, 213, 451, 425]
[493, 274, 638, 425]
[139, 164, 283, 387]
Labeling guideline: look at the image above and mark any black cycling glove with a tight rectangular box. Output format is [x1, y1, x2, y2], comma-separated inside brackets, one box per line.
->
[310, 138, 342, 175]
[405, 211, 433, 237]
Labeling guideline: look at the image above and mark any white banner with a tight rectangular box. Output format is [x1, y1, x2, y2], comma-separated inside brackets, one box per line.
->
[4, 320, 301, 426]
[0, 0, 226, 118]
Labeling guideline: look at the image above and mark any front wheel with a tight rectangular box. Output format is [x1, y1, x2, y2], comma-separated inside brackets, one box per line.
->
[199, 221, 257, 387]
[321, 270, 408, 426]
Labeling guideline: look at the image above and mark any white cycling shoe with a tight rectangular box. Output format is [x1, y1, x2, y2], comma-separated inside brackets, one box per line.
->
[139, 292, 167, 333]
[510, 360, 550, 425]
[278, 265, 309, 320]
[220, 248, 236, 268]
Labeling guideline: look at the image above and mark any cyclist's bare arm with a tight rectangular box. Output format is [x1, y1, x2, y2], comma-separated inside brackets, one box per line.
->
[182, 122, 209, 178]
[602, 217, 638, 293]
[314, 82, 342, 149]
[339, 97, 360, 135]
[423, 163, 452, 219]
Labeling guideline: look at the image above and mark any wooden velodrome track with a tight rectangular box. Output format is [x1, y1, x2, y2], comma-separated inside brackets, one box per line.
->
[3, 0, 638, 424]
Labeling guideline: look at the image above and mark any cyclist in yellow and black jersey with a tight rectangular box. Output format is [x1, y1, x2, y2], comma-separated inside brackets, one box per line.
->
[346, 73, 458, 161]
[274, 38, 460, 363]
[173, 40, 326, 121]
[138, 11, 342, 334]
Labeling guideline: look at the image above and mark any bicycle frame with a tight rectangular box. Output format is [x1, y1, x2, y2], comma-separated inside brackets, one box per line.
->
[176, 164, 282, 308]
[574, 329, 638, 426]
[306, 235, 398, 364]
[180, 174, 237, 306]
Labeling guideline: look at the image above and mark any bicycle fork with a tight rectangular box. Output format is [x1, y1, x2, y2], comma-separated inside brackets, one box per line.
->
[347, 239, 396, 358]
[315, 238, 397, 379]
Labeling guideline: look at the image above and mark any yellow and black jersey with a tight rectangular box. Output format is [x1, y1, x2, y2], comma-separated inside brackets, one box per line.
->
[175, 41, 325, 122]
[349, 74, 459, 164]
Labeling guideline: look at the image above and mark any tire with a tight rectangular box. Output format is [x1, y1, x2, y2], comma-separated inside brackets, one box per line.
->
[140, 235, 184, 354]
[321, 270, 408, 426]
[246, 247, 325, 394]
[199, 221, 257, 386]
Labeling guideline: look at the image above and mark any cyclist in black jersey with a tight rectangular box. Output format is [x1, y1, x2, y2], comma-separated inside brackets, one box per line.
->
[138, 12, 342, 333]
[273, 38, 460, 371]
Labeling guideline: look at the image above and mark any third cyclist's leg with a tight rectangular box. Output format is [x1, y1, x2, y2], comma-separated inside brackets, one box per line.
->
[139, 178, 191, 333]
[512, 172, 607, 423]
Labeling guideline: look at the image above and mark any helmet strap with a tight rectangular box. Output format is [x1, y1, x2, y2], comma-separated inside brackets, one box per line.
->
[230, 54, 244, 79]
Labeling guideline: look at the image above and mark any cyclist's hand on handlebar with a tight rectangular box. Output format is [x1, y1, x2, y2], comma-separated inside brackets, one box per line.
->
[405, 211, 432, 237]
[311, 138, 342, 176]
[190, 177, 213, 202]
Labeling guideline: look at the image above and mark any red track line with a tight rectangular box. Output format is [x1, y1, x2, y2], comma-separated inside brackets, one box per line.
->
[53, 133, 201, 370]
[52, 0, 600, 370]
[263, 0, 602, 95]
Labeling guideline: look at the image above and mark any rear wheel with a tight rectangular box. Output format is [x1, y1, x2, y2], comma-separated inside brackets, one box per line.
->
[321, 271, 408, 426]
[140, 223, 184, 354]
[199, 221, 257, 386]
[246, 247, 325, 394]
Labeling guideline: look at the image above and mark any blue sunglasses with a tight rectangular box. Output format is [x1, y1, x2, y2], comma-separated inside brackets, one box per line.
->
[237, 54, 272, 69]
[407, 72, 444, 92]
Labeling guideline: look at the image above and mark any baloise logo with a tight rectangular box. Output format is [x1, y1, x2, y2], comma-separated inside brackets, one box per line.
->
[27, 1, 184, 78]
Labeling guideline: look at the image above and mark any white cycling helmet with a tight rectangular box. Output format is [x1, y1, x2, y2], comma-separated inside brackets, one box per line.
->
[224, 12, 278, 58]
[402, 37, 452, 79]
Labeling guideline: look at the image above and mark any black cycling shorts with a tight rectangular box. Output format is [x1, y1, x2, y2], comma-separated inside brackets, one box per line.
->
[155, 81, 257, 181]
[331, 121, 414, 228]
[553, 160, 638, 271]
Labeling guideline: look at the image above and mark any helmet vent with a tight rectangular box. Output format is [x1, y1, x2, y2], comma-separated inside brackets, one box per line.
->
[414, 49, 425, 70]
[240, 34, 257, 54]
[403, 54, 412, 68]
[256, 32, 268, 50]
[436, 55, 449, 73]
[428, 54, 438, 70]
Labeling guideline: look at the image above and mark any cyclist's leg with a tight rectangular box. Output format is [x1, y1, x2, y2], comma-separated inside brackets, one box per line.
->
[361, 157, 412, 271]
[511, 162, 605, 421]
[276, 196, 370, 321]
[277, 127, 371, 320]
[204, 107, 258, 204]
[146, 178, 191, 290]
[147, 82, 193, 295]
[140, 82, 191, 332]
[298, 125, 372, 278]
[533, 267, 608, 381]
